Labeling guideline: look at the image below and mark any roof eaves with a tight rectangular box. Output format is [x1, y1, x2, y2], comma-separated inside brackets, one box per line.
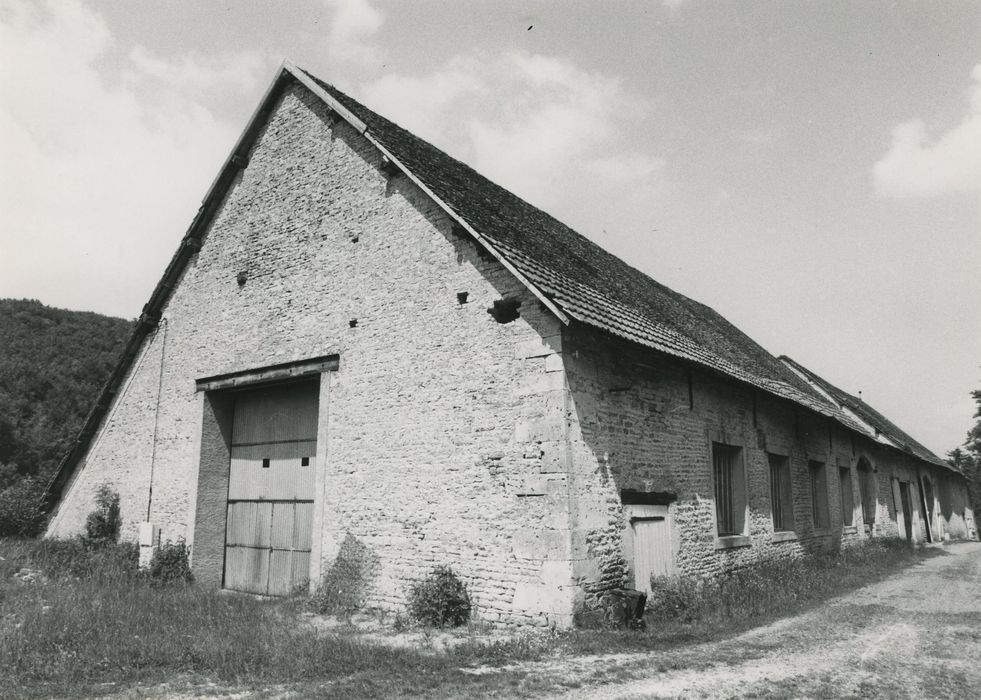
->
[779, 355, 951, 471]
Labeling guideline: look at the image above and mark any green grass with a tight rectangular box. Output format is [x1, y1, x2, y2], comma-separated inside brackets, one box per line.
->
[0, 538, 553, 698]
[0, 537, 928, 698]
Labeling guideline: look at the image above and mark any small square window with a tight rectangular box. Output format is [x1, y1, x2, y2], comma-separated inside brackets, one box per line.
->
[301, 457, 310, 467]
[262, 458, 270, 468]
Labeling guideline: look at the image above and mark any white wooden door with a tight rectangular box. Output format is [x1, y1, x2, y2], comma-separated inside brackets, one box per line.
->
[632, 516, 672, 593]
[223, 381, 318, 596]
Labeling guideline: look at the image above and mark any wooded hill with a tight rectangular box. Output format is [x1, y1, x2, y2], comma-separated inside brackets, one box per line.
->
[0, 299, 131, 492]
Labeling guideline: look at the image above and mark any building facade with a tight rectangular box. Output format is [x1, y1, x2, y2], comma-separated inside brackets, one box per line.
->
[45, 64, 976, 628]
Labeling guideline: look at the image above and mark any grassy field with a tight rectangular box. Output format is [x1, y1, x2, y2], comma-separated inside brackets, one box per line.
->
[0, 537, 924, 698]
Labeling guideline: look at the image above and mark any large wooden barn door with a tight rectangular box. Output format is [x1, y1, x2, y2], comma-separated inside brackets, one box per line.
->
[223, 381, 319, 596]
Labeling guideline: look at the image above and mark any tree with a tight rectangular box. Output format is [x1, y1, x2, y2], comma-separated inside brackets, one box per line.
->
[947, 385, 981, 518]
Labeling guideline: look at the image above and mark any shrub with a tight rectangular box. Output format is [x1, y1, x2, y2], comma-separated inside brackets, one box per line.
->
[147, 539, 193, 584]
[309, 534, 378, 616]
[84, 483, 121, 546]
[647, 574, 707, 622]
[0, 477, 47, 537]
[407, 565, 471, 628]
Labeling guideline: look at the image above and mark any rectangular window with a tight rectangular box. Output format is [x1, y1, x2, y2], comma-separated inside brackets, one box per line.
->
[840, 467, 854, 526]
[713, 443, 746, 537]
[858, 463, 876, 525]
[769, 453, 794, 532]
[809, 460, 829, 530]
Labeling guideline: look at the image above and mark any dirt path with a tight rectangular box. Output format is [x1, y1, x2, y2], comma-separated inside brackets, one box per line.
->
[542, 541, 981, 699]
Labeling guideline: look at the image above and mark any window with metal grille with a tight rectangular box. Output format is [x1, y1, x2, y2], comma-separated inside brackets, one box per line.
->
[809, 460, 829, 530]
[839, 466, 854, 526]
[713, 442, 745, 537]
[768, 454, 794, 532]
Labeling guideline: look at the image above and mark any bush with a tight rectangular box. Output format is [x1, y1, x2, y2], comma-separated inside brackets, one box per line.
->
[407, 565, 471, 628]
[0, 477, 47, 537]
[309, 534, 378, 616]
[84, 483, 121, 546]
[647, 574, 707, 622]
[147, 539, 193, 584]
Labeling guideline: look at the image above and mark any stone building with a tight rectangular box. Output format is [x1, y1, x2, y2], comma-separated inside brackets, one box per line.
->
[44, 64, 976, 628]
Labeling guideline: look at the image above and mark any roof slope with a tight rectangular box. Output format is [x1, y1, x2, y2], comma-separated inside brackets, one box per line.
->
[780, 356, 948, 469]
[309, 74, 852, 415]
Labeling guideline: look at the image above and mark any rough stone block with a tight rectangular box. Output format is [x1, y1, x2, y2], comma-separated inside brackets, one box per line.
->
[522, 417, 566, 443]
[515, 334, 562, 359]
[539, 441, 567, 473]
[544, 353, 565, 373]
[512, 529, 571, 560]
[511, 579, 571, 614]
[540, 559, 572, 588]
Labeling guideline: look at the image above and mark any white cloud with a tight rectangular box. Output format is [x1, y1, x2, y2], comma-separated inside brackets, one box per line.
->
[873, 64, 981, 198]
[127, 46, 265, 96]
[0, 0, 262, 317]
[323, 0, 384, 66]
[359, 51, 666, 236]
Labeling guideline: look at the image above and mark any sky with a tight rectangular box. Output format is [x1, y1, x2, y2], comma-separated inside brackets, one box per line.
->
[1, 0, 979, 456]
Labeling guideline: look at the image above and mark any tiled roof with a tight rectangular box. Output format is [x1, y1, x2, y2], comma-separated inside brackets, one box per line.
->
[781, 356, 949, 469]
[307, 72, 874, 433]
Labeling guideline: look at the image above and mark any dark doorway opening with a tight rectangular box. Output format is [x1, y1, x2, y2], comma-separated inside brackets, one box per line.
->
[899, 481, 913, 542]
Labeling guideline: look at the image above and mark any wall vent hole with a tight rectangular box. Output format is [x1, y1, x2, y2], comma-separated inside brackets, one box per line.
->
[301, 457, 310, 467]
[487, 298, 521, 324]
[262, 458, 270, 468]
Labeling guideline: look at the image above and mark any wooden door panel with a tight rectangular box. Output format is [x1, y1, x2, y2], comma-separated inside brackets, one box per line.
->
[632, 517, 672, 592]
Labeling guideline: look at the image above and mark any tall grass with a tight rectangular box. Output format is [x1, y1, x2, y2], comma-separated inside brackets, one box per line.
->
[647, 537, 915, 625]
[0, 537, 925, 697]
[0, 538, 536, 698]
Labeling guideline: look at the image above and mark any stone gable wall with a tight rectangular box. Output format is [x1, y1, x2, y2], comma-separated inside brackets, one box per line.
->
[47, 84, 573, 627]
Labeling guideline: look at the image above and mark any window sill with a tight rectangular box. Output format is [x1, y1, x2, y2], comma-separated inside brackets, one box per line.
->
[842, 525, 858, 535]
[715, 535, 751, 550]
[772, 530, 798, 543]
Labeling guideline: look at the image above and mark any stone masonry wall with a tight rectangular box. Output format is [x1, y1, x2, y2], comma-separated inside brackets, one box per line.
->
[559, 326, 973, 613]
[47, 83, 574, 627]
